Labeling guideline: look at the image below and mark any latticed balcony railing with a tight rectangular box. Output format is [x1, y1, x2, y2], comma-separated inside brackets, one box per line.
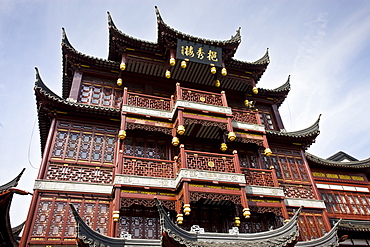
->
[232, 109, 260, 125]
[242, 168, 279, 187]
[123, 88, 172, 111]
[121, 156, 175, 178]
[174, 84, 228, 107]
[175, 146, 240, 174]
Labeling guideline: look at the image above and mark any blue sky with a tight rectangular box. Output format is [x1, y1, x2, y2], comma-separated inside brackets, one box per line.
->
[1, 0, 370, 226]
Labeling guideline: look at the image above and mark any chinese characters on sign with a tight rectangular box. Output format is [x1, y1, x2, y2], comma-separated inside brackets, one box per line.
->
[176, 39, 222, 67]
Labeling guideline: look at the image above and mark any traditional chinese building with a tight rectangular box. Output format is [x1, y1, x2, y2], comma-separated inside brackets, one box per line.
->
[18, 6, 370, 247]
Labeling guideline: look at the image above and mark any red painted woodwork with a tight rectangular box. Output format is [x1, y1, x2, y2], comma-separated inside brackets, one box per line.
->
[121, 156, 175, 178]
[126, 91, 171, 111]
[175, 85, 226, 107]
[232, 109, 259, 124]
[242, 168, 277, 187]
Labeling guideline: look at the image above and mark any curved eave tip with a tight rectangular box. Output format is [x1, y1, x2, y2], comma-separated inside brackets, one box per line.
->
[155, 6, 163, 22]
[61, 27, 74, 49]
[107, 11, 116, 28]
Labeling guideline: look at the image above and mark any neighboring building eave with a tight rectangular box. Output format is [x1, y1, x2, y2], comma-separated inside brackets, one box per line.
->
[156, 198, 300, 247]
[295, 219, 342, 247]
[306, 152, 370, 169]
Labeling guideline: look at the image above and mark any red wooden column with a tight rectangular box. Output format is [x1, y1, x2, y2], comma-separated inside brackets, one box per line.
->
[38, 117, 57, 179]
[19, 190, 39, 247]
[68, 69, 83, 101]
[175, 83, 182, 100]
[233, 150, 241, 173]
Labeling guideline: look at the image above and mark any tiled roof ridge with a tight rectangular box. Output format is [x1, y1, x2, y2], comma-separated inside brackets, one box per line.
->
[0, 168, 25, 194]
[306, 152, 370, 168]
[230, 48, 270, 66]
[267, 114, 321, 138]
[260, 75, 291, 94]
[155, 6, 241, 45]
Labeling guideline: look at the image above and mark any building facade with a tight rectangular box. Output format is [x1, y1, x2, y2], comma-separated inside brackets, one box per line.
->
[18, 7, 369, 247]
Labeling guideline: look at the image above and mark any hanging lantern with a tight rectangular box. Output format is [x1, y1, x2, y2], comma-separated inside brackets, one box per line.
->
[234, 217, 241, 227]
[252, 87, 258, 94]
[118, 130, 126, 140]
[220, 143, 228, 152]
[120, 62, 126, 71]
[172, 137, 180, 146]
[112, 211, 120, 222]
[215, 80, 221, 87]
[177, 125, 185, 135]
[264, 148, 272, 156]
[183, 204, 191, 215]
[177, 214, 184, 224]
[117, 78, 122, 86]
[228, 132, 236, 141]
[181, 60, 187, 68]
[210, 66, 216, 74]
[165, 70, 171, 78]
[243, 208, 251, 218]
[221, 68, 227, 76]
[244, 100, 249, 107]
[169, 58, 176, 66]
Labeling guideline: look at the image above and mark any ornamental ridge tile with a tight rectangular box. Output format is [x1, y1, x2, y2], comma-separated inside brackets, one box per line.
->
[306, 152, 370, 169]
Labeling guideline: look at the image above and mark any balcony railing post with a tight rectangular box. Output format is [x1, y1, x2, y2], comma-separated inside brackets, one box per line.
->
[176, 83, 182, 100]
[221, 91, 228, 107]
[170, 95, 174, 110]
[270, 165, 279, 187]
[123, 87, 128, 105]
[233, 150, 241, 173]
[180, 144, 186, 169]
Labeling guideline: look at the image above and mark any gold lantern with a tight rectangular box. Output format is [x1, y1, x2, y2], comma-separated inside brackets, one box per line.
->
[117, 78, 122, 86]
[177, 125, 185, 135]
[177, 214, 184, 224]
[165, 70, 171, 78]
[244, 100, 249, 107]
[112, 211, 120, 222]
[118, 130, 126, 140]
[215, 80, 221, 87]
[169, 58, 176, 66]
[252, 87, 258, 94]
[172, 137, 180, 146]
[181, 60, 187, 68]
[264, 148, 272, 156]
[183, 204, 191, 215]
[228, 132, 236, 141]
[120, 62, 126, 71]
[220, 143, 228, 152]
[210, 66, 216, 74]
[234, 217, 241, 226]
[221, 68, 227, 76]
[243, 208, 251, 218]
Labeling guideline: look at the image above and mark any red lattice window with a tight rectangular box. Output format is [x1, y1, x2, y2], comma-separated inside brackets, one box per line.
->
[258, 107, 277, 130]
[264, 149, 309, 182]
[30, 196, 110, 242]
[289, 211, 326, 241]
[51, 122, 117, 165]
[124, 137, 167, 160]
[118, 205, 160, 239]
[321, 191, 370, 216]
[79, 79, 122, 108]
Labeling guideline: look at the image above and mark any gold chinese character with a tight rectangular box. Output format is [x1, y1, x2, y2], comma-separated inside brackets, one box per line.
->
[196, 47, 205, 59]
[207, 50, 218, 62]
[181, 46, 195, 57]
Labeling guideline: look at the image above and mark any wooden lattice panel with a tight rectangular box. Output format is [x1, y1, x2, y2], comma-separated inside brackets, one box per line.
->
[242, 169, 275, 187]
[288, 212, 326, 241]
[282, 185, 315, 199]
[30, 197, 110, 242]
[232, 109, 258, 124]
[122, 157, 175, 178]
[321, 191, 370, 216]
[127, 93, 171, 111]
[182, 90, 223, 106]
[185, 152, 235, 173]
[46, 163, 113, 184]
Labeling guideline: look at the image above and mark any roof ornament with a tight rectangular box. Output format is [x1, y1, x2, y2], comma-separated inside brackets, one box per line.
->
[107, 11, 117, 29]
[253, 48, 270, 64]
[230, 27, 242, 43]
[61, 27, 75, 50]
[154, 6, 164, 23]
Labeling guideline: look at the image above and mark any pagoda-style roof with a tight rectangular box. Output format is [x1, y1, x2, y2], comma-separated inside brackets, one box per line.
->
[335, 219, 370, 232]
[295, 219, 342, 247]
[0, 169, 28, 247]
[34, 68, 120, 153]
[327, 151, 358, 162]
[266, 115, 321, 149]
[306, 152, 370, 174]
[258, 75, 291, 107]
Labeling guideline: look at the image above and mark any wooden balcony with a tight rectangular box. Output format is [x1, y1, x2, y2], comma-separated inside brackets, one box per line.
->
[242, 168, 279, 187]
[124, 89, 172, 111]
[121, 156, 175, 178]
[232, 109, 260, 125]
[175, 146, 240, 174]
[174, 84, 228, 107]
